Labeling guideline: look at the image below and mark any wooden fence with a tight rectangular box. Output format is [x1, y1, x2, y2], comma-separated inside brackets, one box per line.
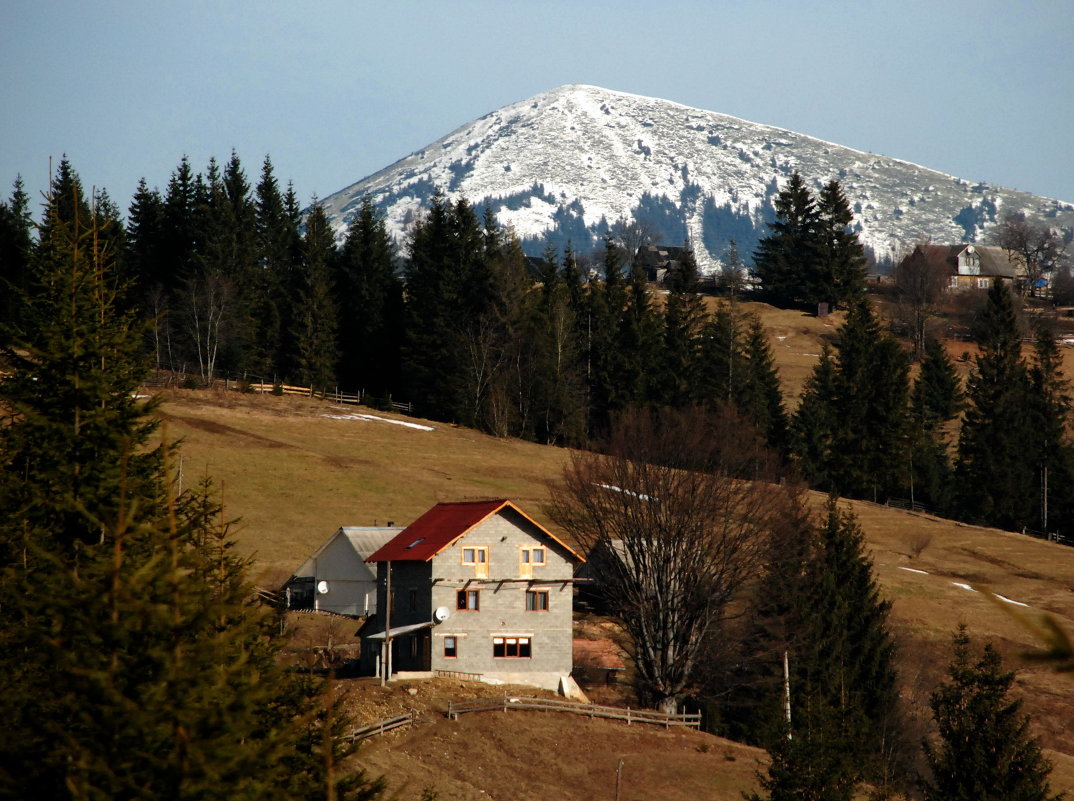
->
[141, 369, 414, 415]
[887, 498, 1073, 547]
[344, 712, 416, 742]
[250, 381, 361, 405]
[446, 696, 701, 730]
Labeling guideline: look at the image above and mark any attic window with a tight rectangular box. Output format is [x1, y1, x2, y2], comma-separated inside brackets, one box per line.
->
[406, 538, 425, 550]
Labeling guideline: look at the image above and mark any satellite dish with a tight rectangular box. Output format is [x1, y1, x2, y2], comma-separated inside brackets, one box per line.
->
[317, 580, 330, 595]
[433, 606, 450, 622]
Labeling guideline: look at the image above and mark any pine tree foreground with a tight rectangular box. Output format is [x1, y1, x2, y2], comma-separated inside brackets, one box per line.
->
[744, 500, 906, 801]
[0, 185, 383, 800]
[920, 627, 1061, 801]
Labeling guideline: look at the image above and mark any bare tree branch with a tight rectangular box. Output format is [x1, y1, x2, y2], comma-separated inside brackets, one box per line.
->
[548, 405, 787, 713]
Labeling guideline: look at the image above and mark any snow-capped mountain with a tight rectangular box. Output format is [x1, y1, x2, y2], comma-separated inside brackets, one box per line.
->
[318, 84, 1073, 270]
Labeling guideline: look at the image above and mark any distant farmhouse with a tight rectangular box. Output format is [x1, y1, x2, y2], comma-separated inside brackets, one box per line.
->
[902, 244, 1025, 291]
[359, 499, 583, 691]
[635, 244, 688, 284]
[283, 526, 403, 616]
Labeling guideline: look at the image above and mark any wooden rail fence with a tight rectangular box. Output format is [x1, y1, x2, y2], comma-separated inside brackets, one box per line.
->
[446, 696, 701, 730]
[345, 711, 416, 742]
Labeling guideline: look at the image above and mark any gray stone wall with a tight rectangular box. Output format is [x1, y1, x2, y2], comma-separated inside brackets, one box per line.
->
[427, 510, 575, 677]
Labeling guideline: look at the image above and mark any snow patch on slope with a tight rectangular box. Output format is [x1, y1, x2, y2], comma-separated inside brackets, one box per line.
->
[318, 84, 1074, 269]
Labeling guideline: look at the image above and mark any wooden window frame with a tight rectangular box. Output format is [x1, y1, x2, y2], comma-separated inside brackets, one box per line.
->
[525, 589, 549, 611]
[492, 636, 532, 658]
[521, 547, 546, 565]
[461, 546, 488, 566]
[456, 589, 480, 611]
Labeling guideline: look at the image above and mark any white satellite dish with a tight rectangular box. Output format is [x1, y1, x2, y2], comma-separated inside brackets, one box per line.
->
[433, 606, 450, 622]
[317, 580, 330, 595]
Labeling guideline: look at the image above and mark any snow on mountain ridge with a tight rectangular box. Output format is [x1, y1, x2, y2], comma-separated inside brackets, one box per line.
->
[319, 84, 1073, 269]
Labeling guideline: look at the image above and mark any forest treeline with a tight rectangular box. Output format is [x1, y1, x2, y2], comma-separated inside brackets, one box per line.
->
[3, 156, 1074, 542]
[0, 153, 788, 446]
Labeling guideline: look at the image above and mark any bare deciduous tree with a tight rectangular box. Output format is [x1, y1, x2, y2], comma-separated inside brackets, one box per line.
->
[547, 405, 785, 713]
[183, 271, 232, 384]
[991, 212, 1070, 297]
[893, 243, 950, 359]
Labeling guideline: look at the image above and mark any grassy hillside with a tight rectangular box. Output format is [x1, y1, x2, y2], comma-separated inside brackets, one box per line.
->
[151, 299, 1074, 798]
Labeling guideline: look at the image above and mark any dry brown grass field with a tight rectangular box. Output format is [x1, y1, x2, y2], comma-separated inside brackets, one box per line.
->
[151, 298, 1074, 800]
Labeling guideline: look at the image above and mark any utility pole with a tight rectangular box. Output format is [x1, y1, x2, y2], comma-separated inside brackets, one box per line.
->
[783, 649, 792, 739]
[381, 561, 392, 686]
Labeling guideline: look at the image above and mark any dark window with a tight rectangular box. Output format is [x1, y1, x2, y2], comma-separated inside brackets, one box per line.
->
[444, 636, 457, 658]
[456, 589, 479, 611]
[525, 590, 549, 611]
[493, 637, 531, 658]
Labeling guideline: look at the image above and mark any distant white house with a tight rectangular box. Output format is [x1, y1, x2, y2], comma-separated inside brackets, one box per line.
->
[284, 526, 403, 616]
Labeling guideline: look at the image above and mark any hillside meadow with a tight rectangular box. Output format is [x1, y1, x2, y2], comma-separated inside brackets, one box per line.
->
[150, 299, 1074, 798]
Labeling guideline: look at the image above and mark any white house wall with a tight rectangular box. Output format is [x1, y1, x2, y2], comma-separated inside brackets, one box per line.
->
[311, 533, 378, 616]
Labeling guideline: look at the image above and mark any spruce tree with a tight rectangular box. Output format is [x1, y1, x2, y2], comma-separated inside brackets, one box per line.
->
[618, 259, 662, 406]
[335, 195, 401, 396]
[161, 155, 199, 292]
[828, 299, 910, 500]
[956, 279, 1035, 529]
[737, 316, 790, 455]
[529, 245, 587, 445]
[921, 627, 1060, 801]
[0, 176, 33, 332]
[0, 180, 383, 801]
[816, 179, 867, 308]
[908, 338, 962, 511]
[402, 191, 467, 420]
[801, 501, 902, 783]
[744, 500, 904, 800]
[254, 155, 298, 376]
[295, 204, 339, 391]
[753, 171, 821, 308]
[793, 300, 910, 501]
[660, 246, 706, 406]
[1027, 322, 1074, 537]
[792, 345, 839, 489]
[695, 303, 745, 408]
[585, 236, 630, 434]
[218, 151, 261, 372]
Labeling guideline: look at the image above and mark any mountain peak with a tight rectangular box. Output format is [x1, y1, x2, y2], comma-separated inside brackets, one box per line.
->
[318, 86, 1073, 268]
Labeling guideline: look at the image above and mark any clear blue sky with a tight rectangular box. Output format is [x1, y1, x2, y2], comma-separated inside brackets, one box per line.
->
[3, 0, 1072, 213]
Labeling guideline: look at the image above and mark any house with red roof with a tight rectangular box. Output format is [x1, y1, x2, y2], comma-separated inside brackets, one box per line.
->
[359, 499, 583, 691]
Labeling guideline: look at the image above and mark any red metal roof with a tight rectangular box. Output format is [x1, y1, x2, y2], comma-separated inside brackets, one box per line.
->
[365, 499, 583, 563]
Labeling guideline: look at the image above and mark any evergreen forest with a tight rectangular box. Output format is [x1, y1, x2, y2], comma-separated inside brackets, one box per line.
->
[3, 157, 1074, 543]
